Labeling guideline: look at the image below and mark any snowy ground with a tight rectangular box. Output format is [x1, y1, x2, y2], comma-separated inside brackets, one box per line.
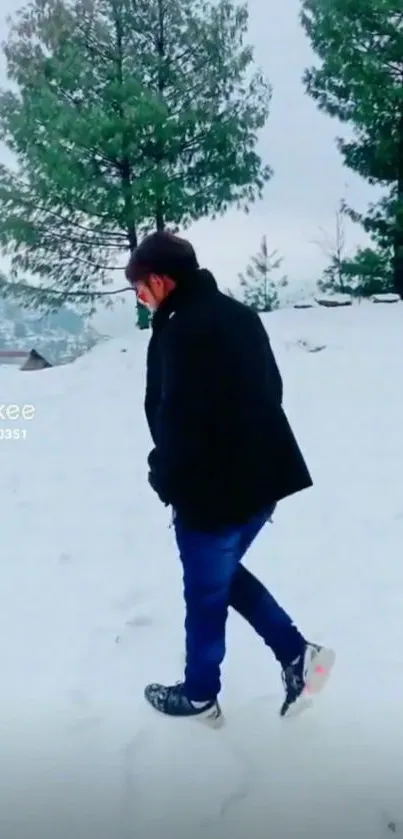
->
[1, 301, 403, 839]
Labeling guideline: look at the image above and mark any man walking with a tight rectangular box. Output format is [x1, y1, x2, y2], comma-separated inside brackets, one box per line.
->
[126, 231, 334, 726]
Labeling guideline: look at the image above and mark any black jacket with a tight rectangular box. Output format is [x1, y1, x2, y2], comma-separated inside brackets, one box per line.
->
[144, 270, 312, 530]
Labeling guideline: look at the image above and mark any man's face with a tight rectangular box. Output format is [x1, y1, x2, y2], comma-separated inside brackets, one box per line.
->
[134, 274, 165, 312]
[134, 273, 175, 312]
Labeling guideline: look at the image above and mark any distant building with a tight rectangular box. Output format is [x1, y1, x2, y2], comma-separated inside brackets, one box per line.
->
[0, 349, 52, 370]
[21, 350, 52, 371]
[0, 350, 30, 365]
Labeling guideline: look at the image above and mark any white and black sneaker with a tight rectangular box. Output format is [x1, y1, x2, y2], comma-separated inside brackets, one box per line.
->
[280, 642, 335, 717]
[144, 681, 223, 728]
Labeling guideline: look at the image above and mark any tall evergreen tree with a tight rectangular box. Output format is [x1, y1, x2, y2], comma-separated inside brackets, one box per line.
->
[0, 0, 272, 323]
[301, 0, 403, 297]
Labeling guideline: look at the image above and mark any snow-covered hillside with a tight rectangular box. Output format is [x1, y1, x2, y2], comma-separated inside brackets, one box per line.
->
[0, 298, 103, 365]
[1, 301, 403, 839]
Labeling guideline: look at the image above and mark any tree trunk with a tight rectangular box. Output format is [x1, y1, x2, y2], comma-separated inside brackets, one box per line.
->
[392, 236, 403, 297]
[126, 221, 137, 251]
[393, 104, 403, 298]
[121, 163, 149, 328]
[155, 201, 164, 231]
[112, 10, 149, 328]
[154, 0, 166, 232]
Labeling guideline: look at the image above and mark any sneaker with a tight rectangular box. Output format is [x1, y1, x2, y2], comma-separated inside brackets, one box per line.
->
[144, 681, 223, 728]
[280, 643, 335, 717]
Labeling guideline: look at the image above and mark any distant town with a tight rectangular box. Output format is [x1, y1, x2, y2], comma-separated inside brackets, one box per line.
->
[0, 298, 104, 367]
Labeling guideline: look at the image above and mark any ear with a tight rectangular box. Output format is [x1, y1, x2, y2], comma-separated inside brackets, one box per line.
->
[154, 275, 165, 292]
[149, 273, 164, 294]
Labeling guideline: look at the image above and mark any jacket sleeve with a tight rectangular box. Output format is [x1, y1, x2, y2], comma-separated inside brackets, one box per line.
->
[148, 319, 210, 506]
[253, 312, 283, 405]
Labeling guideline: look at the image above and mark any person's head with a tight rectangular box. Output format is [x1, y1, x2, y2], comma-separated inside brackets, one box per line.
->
[125, 231, 199, 313]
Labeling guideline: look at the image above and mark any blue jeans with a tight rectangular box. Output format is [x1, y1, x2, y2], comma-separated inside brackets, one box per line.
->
[174, 507, 305, 701]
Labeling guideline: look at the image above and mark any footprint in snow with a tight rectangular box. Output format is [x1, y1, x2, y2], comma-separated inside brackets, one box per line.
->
[67, 716, 103, 735]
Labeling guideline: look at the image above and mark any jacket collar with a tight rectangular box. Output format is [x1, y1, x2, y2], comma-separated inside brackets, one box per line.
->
[151, 269, 218, 333]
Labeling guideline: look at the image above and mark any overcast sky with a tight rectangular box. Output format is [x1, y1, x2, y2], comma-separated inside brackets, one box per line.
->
[0, 0, 377, 335]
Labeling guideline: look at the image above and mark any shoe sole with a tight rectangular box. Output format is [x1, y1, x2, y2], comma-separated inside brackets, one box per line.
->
[145, 697, 225, 729]
[196, 703, 225, 730]
[283, 646, 336, 718]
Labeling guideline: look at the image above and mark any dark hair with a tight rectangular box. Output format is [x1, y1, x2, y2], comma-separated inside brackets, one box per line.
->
[125, 231, 199, 287]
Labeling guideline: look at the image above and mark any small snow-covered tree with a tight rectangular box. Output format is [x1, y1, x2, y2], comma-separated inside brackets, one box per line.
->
[315, 201, 350, 294]
[314, 202, 394, 296]
[238, 237, 287, 311]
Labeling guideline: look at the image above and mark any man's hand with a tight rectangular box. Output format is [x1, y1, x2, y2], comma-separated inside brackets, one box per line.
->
[148, 449, 169, 505]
